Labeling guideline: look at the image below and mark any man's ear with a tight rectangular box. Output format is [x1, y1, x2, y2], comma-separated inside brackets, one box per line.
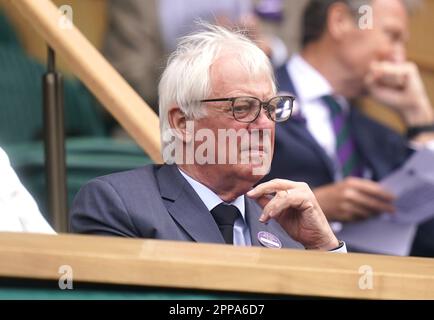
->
[327, 3, 357, 41]
[168, 107, 193, 143]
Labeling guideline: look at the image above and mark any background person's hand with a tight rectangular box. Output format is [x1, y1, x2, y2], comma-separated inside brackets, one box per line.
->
[365, 61, 434, 126]
[247, 179, 339, 250]
[313, 177, 396, 222]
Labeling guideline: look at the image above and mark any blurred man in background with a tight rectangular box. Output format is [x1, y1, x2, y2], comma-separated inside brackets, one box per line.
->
[266, 0, 434, 256]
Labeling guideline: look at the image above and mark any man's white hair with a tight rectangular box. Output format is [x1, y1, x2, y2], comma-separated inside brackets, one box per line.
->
[158, 23, 276, 151]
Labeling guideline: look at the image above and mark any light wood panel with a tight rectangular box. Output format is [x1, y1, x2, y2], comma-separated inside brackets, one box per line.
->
[408, 0, 434, 69]
[408, 0, 434, 105]
[0, 233, 434, 299]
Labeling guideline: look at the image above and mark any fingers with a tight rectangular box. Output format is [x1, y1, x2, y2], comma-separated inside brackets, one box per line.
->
[340, 178, 395, 220]
[345, 177, 395, 202]
[348, 187, 395, 213]
[369, 62, 408, 89]
[248, 180, 312, 223]
[340, 201, 382, 221]
[247, 179, 305, 199]
[314, 179, 395, 222]
[255, 195, 271, 210]
[259, 189, 314, 223]
[313, 182, 381, 222]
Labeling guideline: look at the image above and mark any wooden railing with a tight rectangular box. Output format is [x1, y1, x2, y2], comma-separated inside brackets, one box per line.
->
[0, 233, 434, 299]
[10, 0, 162, 163]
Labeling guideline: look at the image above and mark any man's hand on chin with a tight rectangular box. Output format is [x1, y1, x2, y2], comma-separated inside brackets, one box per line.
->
[365, 61, 434, 127]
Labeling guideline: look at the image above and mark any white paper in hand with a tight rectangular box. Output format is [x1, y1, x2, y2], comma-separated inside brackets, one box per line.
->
[338, 149, 434, 256]
[381, 148, 434, 225]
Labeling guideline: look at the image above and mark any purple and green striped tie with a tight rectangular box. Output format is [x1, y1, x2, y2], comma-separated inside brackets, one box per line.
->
[322, 95, 362, 177]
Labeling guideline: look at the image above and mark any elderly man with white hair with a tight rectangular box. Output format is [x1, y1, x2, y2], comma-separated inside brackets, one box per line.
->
[71, 25, 345, 252]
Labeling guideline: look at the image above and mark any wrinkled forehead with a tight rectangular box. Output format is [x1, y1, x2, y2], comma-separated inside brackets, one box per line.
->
[209, 50, 275, 95]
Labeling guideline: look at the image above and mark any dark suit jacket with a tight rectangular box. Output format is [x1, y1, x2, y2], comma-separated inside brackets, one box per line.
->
[70, 164, 302, 249]
[266, 65, 412, 187]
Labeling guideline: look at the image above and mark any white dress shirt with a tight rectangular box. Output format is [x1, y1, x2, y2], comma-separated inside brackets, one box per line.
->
[0, 147, 56, 234]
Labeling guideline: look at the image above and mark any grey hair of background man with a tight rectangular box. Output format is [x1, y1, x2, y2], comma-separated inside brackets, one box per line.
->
[301, 0, 422, 48]
[158, 23, 276, 152]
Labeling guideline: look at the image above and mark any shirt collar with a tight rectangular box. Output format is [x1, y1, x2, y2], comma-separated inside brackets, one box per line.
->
[287, 54, 350, 112]
[287, 54, 333, 102]
[178, 168, 246, 219]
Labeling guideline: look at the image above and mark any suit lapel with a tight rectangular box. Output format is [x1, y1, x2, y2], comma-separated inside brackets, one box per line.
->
[285, 122, 336, 179]
[350, 107, 411, 180]
[245, 198, 263, 246]
[157, 165, 224, 244]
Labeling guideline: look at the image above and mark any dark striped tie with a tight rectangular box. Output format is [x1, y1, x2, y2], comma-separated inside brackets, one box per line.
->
[322, 95, 362, 177]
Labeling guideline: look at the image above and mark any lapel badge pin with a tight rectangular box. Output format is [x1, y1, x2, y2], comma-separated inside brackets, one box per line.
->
[257, 231, 282, 249]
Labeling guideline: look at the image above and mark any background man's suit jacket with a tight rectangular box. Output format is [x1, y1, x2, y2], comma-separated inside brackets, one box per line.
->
[70, 164, 302, 249]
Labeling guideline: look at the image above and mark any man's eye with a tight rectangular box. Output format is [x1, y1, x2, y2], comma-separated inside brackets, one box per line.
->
[233, 105, 251, 113]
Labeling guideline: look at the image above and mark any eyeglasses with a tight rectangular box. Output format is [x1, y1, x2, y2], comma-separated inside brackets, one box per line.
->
[199, 95, 295, 123]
